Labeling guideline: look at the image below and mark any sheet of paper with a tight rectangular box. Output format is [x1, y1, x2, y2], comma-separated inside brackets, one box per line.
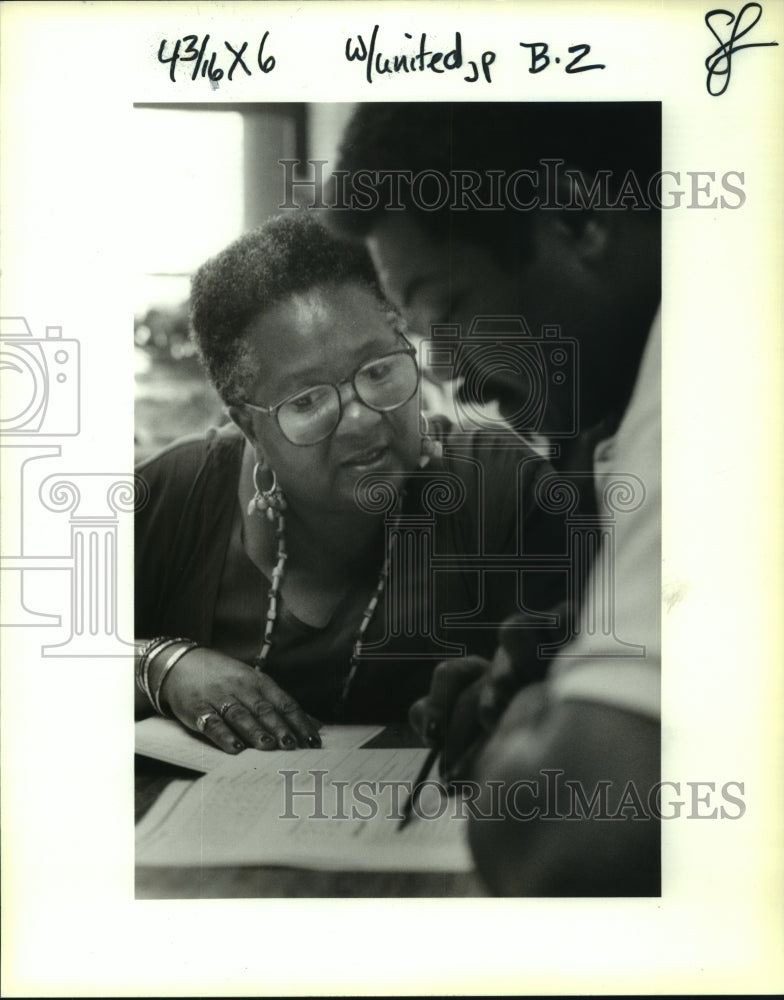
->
[136, 747, 472, 872]
[135, 716, 385, 773]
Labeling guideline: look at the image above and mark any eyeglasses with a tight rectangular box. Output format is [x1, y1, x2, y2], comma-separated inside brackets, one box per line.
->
[241, 347, 420, 446]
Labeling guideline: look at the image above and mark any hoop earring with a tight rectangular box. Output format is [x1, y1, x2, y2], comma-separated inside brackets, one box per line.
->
[419, 413, 443, 468]
[248, 463, 287, 521]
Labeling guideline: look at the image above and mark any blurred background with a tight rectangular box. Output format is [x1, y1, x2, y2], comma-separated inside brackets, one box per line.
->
[133, 102, 355, 463]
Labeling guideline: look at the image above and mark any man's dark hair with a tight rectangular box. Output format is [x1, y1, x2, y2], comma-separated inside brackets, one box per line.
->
[190, 212, 387, 404]
[331, 102, 661, 262]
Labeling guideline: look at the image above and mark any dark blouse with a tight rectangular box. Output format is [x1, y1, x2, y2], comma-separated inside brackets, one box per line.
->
[135, 422, 566, 723]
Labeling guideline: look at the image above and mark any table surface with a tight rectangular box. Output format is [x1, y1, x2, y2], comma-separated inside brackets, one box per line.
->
[135, 724, 487, 899]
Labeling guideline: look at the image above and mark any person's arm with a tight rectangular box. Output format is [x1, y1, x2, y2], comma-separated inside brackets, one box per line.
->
[133, 638, 321, 752]
[467, 687, 660, 896]
[468, 319, 663, 893]
[408, 609, 567, 779]
[133, 433, 319, 752]
[409, 436, 571, 777]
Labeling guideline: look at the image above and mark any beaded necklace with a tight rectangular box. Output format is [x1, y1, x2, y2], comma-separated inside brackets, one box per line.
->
[251, 498, 403, 715]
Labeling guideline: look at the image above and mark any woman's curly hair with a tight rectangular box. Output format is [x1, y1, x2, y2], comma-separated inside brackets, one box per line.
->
[189, 212, 398, 405]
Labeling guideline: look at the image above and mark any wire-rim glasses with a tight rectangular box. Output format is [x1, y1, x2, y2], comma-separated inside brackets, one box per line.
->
[241, 347, 420, 446]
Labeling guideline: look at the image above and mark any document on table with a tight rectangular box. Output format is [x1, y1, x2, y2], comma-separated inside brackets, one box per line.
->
[135, 716, 385, 773]
[135, 746, 473, 872]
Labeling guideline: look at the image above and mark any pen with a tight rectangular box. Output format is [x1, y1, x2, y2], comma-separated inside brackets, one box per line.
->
[398, 744, 440, 831]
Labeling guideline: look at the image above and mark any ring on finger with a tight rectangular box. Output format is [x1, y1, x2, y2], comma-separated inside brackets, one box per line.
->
[196, 710, 220, 733]
[218, 700, 239, 718]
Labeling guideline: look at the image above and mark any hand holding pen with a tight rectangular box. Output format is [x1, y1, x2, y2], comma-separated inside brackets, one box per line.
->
[407, 655, 500, 784]
[399, 655, 496, 832]
[406, 613, 561, 796]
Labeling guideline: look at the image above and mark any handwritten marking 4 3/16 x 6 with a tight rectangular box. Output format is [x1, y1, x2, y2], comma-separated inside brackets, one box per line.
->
[157, 33, 276, 83]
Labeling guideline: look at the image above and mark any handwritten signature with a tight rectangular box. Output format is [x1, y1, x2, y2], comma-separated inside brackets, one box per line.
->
[705, 2, 779, 96]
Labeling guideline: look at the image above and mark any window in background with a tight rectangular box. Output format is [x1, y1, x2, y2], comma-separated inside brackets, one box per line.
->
[133, 107, 245, 461]
[134, 107, 245, 314]
[133, 104, 308, 461]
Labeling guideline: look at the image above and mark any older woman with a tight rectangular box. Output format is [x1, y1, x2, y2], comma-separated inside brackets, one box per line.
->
[134, 214, 564, 754]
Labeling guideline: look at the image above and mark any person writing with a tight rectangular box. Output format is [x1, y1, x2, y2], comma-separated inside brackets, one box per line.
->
[331, 101, 662, 892]
[135, 213, 566, 755]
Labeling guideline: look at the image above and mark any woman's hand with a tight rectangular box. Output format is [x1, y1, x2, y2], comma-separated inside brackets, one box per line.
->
[160, 646, 322, 754]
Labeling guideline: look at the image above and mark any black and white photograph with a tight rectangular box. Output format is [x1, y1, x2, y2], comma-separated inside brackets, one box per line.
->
[132, 100, 663, 899]
[1, 1, 782, 996]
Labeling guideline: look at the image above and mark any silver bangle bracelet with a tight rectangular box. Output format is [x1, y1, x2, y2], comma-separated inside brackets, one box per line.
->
[136, 637, 166, 694]
[137, 636, 191, 710]
[137, 638, 168, 704]
[151, 641, 199, 717]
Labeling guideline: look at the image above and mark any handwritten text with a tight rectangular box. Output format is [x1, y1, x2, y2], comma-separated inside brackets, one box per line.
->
[345, 26, 496, 84]
[157, 32, 276, 84]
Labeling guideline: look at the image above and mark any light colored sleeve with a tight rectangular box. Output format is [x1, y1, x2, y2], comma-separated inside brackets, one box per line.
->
[548, 314, 661, 719]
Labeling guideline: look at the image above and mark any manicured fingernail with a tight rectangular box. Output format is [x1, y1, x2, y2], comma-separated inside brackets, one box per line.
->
[307, 735, 321, 748]
[281, 734, 296, 749]
[232, 740, 244, 751]
[258, 734, 275, 748]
